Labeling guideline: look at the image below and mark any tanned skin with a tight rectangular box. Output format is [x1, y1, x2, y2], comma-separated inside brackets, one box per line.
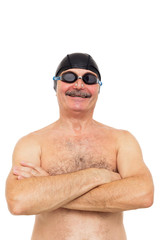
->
[6, 69, 154, 240]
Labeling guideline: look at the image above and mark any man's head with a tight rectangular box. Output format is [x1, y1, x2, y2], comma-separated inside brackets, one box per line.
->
[53, 53, 102, 113]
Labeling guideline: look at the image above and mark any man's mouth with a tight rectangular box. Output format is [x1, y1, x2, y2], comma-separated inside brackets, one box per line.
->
[65, 90, 91, 98]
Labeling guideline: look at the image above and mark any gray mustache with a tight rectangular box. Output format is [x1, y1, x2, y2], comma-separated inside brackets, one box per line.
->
[65, 90, 91, 98]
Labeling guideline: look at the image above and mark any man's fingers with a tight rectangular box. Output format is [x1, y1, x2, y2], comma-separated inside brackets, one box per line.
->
[13, 166, 38, 177]
[14, 166, 33, 173]
[20, 162, 49, 176]
[13, 163, 49, 178]
[13, 169, 31, 178]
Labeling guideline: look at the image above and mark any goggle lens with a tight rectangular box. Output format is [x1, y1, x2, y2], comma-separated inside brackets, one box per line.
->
[62, 72, 77, 83]
[83, 74, 97, 84]
[61, 72, 98, 85]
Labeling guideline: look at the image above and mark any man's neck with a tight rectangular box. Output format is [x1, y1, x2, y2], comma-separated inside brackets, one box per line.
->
[57, 111, 95, 135]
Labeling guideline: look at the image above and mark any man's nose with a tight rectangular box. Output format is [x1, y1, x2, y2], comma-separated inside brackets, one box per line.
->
[73, 77, 85, 89]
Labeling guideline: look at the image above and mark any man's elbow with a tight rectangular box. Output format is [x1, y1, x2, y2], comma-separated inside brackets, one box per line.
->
[6, 192, 28, 215]
[9, 203, 24, 215]
[6, 198, 24, 215]
[140, 183, 154, 208]
[142, 190, 154, 208]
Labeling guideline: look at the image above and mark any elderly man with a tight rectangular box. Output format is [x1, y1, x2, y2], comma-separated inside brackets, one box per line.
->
[6, 53, 154, 240]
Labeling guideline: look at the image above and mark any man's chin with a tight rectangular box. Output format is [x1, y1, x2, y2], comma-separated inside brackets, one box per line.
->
[67, 104, 88, 113]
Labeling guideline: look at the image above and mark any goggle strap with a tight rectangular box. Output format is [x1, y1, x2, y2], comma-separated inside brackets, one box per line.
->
[53, 76, 61, 81]
[98, 80, 102, 86]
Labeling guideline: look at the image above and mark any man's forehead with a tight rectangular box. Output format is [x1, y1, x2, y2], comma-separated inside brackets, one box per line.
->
[61, 68, 98, 76]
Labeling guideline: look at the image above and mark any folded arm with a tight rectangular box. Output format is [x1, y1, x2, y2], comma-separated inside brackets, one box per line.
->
[7, 131, 154, 214]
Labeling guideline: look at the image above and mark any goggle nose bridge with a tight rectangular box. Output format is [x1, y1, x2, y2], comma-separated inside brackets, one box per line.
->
[77, 76, 83, 80]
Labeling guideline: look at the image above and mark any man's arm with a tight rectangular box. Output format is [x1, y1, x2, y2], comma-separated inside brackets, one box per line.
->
[62, 130, 154, 212]
[5, 134, 111, 215]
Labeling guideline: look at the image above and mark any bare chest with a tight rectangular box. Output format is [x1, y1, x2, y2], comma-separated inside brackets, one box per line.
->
[41, 134, 117, 175]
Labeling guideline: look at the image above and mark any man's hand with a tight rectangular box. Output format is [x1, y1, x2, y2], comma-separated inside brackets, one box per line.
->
[13, 162, 49, 179]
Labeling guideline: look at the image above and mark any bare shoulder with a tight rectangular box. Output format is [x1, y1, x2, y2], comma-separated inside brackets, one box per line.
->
[12, 133, 41, 166]
[114, 128, 141, 148]
[94, 120, 135, 141]
[12, 122, 58, 166]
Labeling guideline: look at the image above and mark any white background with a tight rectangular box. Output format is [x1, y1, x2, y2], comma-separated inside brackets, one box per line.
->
[0, 0, 159, 239]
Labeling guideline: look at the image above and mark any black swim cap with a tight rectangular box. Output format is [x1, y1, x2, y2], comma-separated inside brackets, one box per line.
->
[54, 53, 101, 91]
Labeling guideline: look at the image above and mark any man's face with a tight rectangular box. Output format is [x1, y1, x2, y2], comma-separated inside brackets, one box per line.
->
[56, 68, 100, 113]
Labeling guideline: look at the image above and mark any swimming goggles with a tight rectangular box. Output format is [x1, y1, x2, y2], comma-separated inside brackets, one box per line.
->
[53, 72, 102, 86]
